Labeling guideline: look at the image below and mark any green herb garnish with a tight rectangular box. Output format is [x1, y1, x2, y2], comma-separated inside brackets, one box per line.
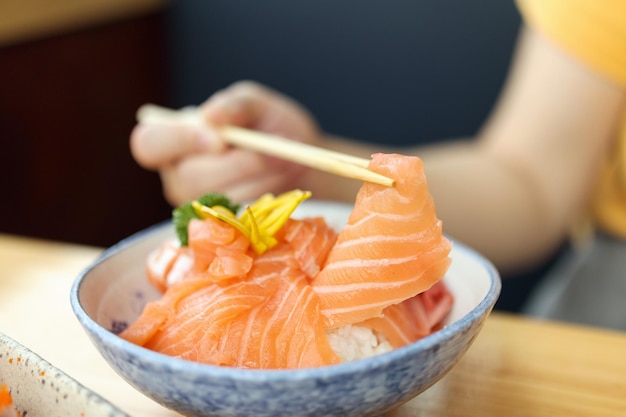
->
[172, 193, 240, 246]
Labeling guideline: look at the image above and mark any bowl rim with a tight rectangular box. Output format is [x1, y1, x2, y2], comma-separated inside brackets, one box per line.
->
[70, 205, 501, 382]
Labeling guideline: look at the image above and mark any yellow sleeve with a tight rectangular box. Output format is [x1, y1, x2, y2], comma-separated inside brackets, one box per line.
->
[517, 1, 626, 239]
[516, 0, 626, 88]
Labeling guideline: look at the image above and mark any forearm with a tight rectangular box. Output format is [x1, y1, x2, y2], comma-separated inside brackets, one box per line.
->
[417, 141, 566, 275]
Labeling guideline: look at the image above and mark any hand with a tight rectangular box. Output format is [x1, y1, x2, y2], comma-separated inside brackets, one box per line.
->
[130, 81, 321, 205]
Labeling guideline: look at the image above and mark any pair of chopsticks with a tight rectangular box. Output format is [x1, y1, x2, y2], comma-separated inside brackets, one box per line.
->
[136, 104, 395, 187]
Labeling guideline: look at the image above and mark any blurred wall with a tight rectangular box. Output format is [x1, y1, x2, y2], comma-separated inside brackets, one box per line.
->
[0, 7, 172, 247]
[165, 0, 522, 145]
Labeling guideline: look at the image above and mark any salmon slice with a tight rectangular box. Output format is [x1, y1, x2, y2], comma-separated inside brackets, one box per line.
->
[145, 218, 253, 292]
[277, 217, 338, 279]
[358, 281, 454, 348]
[147, 215, 336, 289]
[120, 268, 279, 363]
[121, 235, 339, 368]
[145, 242, 194, 292]
[188, 217, 251, 276]
[216, 245, 340, 368]
[312, 153, 452, 328]
[119, 278, 215, 346]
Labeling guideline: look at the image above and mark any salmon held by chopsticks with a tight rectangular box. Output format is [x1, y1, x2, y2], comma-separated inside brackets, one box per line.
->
[312, 153, 452, 328]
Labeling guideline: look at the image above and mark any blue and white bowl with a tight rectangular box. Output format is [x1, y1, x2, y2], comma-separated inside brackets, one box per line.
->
[70, 201, 500, 417]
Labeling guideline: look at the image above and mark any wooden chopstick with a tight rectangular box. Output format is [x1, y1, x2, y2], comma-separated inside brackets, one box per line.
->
[136, 104, 395, 187]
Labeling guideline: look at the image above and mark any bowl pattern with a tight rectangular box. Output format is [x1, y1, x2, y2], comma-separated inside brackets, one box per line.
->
[0, 332, 129, 417]
[71, 201, 500, 417]
[83, 314, 483, 417]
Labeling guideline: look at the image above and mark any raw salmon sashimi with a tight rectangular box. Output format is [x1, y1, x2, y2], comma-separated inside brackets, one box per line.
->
[277, 217, 338, 279]
[146, 217, 253, 292]
[120, 154, 455, 369]
[357, 281, 454, 348]
[212, 245, 340, 368]
[145, 241, 194, 292]
[120, 216, 341, 369]
[312, 153, 453, 328]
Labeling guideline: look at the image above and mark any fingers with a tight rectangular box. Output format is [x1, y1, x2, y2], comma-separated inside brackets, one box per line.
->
[130, 122, 224, 170]
[159, 149, 287, 205]
[201, 81, 277, 127]
[160, 148, 306, 205]
[130, 81, 319, 206]
[200, 81, 319, 143]
[130, 81, 293, 172]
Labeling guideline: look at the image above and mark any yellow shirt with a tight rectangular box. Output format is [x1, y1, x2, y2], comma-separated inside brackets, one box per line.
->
[516, 0, 626, 238]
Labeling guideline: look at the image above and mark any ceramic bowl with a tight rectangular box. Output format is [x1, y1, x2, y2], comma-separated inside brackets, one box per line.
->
[0, 332, 129, 417]
[70, 200, 501, 417]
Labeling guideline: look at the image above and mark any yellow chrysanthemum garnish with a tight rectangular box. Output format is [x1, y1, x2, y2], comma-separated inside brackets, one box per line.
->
[191, 190, 312, 254]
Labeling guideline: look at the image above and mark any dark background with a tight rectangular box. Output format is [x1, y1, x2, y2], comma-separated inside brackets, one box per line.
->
[166, 1, 521, 146]
[2, 1, 537, 311]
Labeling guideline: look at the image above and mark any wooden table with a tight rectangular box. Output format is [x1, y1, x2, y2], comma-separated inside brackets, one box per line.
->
[1, 233, 624, 416]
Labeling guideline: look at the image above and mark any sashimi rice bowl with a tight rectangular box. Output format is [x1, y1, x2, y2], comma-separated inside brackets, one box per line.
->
[71, 154, 501, 417]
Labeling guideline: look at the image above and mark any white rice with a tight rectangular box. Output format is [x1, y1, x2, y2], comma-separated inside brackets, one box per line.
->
[326, 325, 393, 362]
